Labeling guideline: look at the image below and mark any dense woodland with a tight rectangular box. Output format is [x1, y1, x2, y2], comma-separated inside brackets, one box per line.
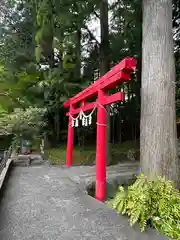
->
[0, 0, 143, 145]
[0, 0, 180, 175]
[0, 1, 180, 238]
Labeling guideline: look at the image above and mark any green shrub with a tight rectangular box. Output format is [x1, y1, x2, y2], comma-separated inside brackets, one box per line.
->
[47, 147, 96, 165]
[109, 173, 180, 239]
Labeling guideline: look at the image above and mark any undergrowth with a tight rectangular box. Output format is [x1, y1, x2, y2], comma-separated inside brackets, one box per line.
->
[47, 141, 139, 165]
[47, 147, 96, 165]
[108, 174, 180, 239]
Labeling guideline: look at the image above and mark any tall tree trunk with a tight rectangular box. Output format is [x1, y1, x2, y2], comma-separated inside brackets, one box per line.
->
[100, 0, 110, 74]
[76, 28, 81, 80]
[100, 0, 111, 165]
[140, 0, 180, 186]
[54, 111, 60, 143]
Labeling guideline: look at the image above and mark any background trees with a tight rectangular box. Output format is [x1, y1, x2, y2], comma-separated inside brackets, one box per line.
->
[140, 0, 180, 185]
[0, 0, 180, 173]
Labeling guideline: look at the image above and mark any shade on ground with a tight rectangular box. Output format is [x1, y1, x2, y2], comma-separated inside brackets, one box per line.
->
[0, 165, 167, 240]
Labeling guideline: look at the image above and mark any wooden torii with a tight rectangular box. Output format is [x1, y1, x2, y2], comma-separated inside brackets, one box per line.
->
[64, 57, 136, 201]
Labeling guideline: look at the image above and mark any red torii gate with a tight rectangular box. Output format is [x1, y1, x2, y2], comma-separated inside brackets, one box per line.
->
[64, 57, 136, 201]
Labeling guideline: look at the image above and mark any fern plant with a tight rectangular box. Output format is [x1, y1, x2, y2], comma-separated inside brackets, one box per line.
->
[109, 173, 180, 239]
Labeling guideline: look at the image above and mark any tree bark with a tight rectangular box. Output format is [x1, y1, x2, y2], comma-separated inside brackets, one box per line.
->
[54, 111, 60, 143]
[140, 0, 180, 186]
[100, 0, 111, 166]
[75, 28, 81, 80]
[100, 0, 110, 75]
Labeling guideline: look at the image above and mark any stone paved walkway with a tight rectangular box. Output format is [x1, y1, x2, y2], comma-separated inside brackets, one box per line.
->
[0, 164, 168, 239]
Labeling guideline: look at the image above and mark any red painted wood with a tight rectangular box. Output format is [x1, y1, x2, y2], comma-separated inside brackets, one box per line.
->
[97, 72, 129, 91]
[101, 92, 125, 106]
[66, 102, 97, 116]
[96, 90, 106, 201]
[64, 57, 137, 201]
[64, 58, 136, 107]
[66, 92, 125, 116]
[66, 106, 74, 167]
[64, 72, 128, 107]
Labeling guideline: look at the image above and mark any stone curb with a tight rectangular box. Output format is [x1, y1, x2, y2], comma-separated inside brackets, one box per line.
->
[0, 158, 13, 191]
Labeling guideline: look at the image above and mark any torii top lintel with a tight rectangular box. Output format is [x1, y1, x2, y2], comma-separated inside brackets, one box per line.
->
[64, 57, 136, 110]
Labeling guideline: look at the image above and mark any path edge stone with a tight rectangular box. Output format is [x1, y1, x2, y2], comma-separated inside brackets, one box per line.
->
[0, 158, 13, 192]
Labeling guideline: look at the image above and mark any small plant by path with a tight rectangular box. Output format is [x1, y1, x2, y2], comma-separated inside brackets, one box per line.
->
[108, 173, 180, 239]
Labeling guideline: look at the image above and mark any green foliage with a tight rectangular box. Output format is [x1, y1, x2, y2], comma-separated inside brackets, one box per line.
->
[35, 45, 42, 63]
[0, 0, 179, 146]
[47, 147, 96, 165]
[0, 0, 35, 71]
[63, 53, 76, 69]
[110, 141, 139, 164]
[109, 174, 180, 239]
[0, 107, 47, 141]
[48, 141, 138, 166]
[0, 104, 7, 116]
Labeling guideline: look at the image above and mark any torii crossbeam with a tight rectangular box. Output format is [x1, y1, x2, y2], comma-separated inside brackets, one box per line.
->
[64, 57, 136, 201]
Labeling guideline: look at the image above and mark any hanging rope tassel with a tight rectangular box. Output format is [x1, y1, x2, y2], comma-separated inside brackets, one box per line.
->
[75, 118, 79, 127]
[70, 104, 97, 128]
[85, 118, 88, 126]
[79, 111, 82, 120]
[82, 117, 85, 126]
[89, 115, 92, 125]
[72, 119, 75, 127]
